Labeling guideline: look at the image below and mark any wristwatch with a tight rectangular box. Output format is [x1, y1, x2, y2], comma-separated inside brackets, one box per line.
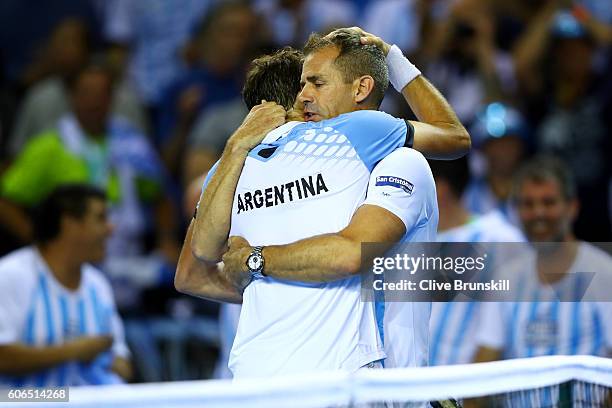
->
[246, 246, 266, 279]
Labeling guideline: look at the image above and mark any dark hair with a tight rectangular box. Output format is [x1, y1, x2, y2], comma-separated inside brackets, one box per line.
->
[303, 29, 389, 108]
[33, 184, 106, 244]
[513, 155, 576, 201]
[428, 156, 470, 198]
[242, 47, 304, 110]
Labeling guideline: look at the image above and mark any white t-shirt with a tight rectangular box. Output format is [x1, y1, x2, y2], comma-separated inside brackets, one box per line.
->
[430, 211, 525, 366]
[203, 110, 409, 378]
[363, 147, 438, 369]
[211, 146, 438, 376]
[214, 303, 242, 379]
[0, 247, 130, 387]
[476, 242, 612, 359]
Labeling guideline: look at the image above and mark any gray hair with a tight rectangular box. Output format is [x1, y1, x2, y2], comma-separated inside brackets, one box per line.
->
[513, 155, 577, 201]
[303, 29, 389, 108]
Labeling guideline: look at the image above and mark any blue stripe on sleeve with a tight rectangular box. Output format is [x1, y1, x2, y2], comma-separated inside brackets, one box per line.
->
[24, 283, 40, 345]
[196, 160, 220, 214]
[569, 273, 586, 355]
[542, 386, 553, 407]
[546, 301, 559, 356]
[430, 302, 453, 365]
[37, 274, 56, 387]
[508, 305, 520, 359]
[76, 297, 88, 382]
[449, 302, 476, 364]
[202, 160, 220, 191]
[508, 273, 527, 358]
[40, 275, 56, 345]
[570, 302, 581, 355]
[591, 304, 602, 355]
[89, 286, 103, 334]
[77, 298, 86, 335]
[374, 298, 385, 348]
[526, 291, 540, 358]
[58, 295, 69, 386]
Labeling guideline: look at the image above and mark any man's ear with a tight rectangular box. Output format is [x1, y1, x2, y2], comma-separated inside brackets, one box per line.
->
[354, 75, 375, 104]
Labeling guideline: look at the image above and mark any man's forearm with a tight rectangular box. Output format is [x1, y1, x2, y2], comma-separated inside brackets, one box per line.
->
[177, 222, 242, 303]
[402, 76, 470, 159]
[262, 233, 362, 283]
[176, 258, 243, 304]
[0, 344, 75, 375]
[244, 206, 405, 283]
[191, 140, 249, 263]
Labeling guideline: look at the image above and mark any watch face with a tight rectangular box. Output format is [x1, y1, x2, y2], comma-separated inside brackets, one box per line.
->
[248, 254, 262, 270]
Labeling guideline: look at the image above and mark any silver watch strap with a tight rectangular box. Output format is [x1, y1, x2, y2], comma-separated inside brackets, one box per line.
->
[249, 246, 266, 279]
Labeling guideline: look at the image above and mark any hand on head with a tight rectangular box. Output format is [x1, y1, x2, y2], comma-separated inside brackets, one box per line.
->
[326, 27, 391, 56]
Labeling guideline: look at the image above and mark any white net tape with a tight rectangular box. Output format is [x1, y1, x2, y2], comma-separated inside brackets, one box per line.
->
[8, 355, 612, 408]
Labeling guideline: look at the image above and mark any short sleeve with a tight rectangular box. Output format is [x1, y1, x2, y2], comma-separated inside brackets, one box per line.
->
[363, 148, 435, 232]
[194, 160, 220, 217]
[0, 255, 36, 345]
[339, 111, 407, 171]
[0, 287, 21, 345]
[474, 302, 506, 350]
[202, 161, 220, 191]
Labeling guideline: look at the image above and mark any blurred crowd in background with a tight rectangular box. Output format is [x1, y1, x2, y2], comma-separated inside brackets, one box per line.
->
[0, 0, 611, 383]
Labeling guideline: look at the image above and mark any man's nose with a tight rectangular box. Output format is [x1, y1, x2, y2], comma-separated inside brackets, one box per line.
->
[297, 85, 313, 104]
[530, 202, 547, 218]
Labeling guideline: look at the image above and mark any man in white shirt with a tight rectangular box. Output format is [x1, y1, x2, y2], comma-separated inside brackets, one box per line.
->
[475, 156, 612, 362]
[0, 185, 131, 387]
[472, 156, 612, 407]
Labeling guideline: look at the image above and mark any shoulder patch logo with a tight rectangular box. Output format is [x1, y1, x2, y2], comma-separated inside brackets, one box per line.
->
[375, 176, 414, 195]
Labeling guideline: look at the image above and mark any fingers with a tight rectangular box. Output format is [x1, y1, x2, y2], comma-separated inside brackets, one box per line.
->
[250, 101, 286, 118]
[357, 31, 390, 55]
[249, 100, 278, 114]
[359, 32, 382, 45]
[257, 103, 287, 126]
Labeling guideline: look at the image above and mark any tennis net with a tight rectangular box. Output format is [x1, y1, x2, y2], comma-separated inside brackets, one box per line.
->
[10, 355, 612, 408]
